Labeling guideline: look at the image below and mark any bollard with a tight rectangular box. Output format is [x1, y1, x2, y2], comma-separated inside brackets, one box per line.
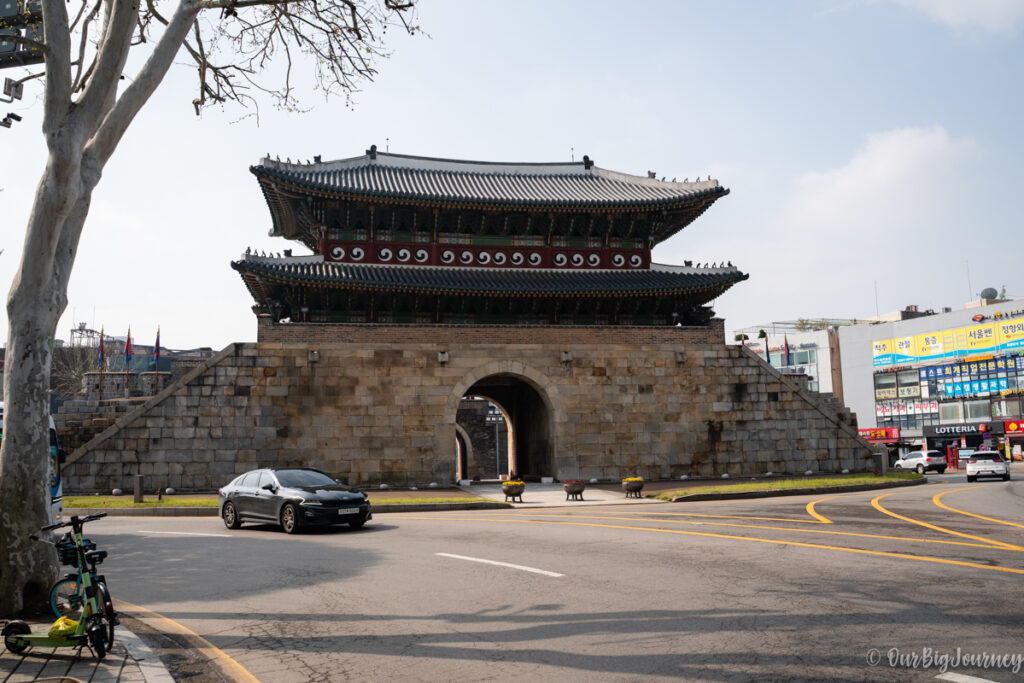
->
[134, 474, 144, 503]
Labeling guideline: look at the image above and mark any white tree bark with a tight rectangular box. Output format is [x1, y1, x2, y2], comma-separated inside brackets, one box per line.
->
[0, 0, 413, 616]
[0, 0, 199, 615]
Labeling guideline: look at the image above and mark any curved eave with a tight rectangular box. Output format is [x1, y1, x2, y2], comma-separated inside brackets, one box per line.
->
[249, 165, 729, 215]
[231, 260, 748, 300]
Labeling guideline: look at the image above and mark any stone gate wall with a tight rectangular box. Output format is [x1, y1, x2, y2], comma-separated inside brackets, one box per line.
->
[63, 322, 874, 493]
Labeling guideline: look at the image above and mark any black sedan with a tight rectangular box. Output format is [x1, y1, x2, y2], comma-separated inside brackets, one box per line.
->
[218, 468, 372, 533]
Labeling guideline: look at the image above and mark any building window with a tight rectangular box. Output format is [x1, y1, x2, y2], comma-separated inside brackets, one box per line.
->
[939, 402, 962, 423]
[992, 398, 1021, 418]
[964, 400, 989, 421]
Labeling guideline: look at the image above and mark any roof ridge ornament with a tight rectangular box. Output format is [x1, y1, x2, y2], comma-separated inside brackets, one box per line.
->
[583, 155, 593, 170]
[366, 144, 377, 160]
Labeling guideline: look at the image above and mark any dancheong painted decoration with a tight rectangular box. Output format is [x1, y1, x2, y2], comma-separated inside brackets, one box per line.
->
[232, 146, 748, 327]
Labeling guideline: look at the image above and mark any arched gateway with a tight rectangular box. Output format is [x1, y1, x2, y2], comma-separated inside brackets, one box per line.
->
[64, 148, 877, 494]
[447, 363, 566, 481]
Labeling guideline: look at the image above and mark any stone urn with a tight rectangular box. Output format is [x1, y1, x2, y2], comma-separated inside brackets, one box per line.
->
[622, 478, 644, 498]
[562, 480, 586, 501]
[502, 481, 525, 503]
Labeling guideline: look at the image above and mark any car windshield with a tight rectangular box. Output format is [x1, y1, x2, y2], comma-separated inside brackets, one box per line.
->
[275, 469, 336, 488]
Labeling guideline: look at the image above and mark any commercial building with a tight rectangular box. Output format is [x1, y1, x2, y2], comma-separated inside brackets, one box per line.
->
[838, 298, 1024, 462]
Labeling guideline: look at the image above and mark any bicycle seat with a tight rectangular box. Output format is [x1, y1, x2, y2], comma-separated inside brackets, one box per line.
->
[86, 550, 108, 564]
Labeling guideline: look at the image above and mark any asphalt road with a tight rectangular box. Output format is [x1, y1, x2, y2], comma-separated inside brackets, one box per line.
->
[87, 474, 1024, 682]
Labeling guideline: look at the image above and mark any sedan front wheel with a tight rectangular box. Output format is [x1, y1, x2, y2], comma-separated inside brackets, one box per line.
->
[281, 503, 300, 534]
[222, 502, 241, 529]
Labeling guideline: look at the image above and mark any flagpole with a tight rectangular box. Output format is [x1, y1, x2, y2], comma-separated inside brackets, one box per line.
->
[98, 327, 104, 402]
[125, 326, 132, 397]
[154, 326, 160, 393]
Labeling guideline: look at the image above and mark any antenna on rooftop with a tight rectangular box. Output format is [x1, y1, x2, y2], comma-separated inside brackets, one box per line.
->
[570, 147, 574, 162]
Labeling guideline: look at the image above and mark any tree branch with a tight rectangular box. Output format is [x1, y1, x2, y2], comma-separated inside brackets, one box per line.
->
[89, 0, 200, 162]
[74, 0, 142, 136]
[41, 0, 73, 134]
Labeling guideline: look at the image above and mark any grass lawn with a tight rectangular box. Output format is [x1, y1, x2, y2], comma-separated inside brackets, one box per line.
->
[64, 496, 217, 508]
[651, 471, 922, 500]
[64, 495, 495, 508]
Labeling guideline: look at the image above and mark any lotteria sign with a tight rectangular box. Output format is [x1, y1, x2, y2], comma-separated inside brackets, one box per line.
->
[923, 422, 1005, 437]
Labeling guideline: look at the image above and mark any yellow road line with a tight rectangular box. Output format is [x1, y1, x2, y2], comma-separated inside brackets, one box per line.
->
[806, 496, 834, 524]
[404, 516, 1024, 575]
[612, 511, 826, 524]
[933, 487, 1024, 529]
[116, 599, 261, 682]
[474, 511, 1020, 551]
[871, 492, 1023, 551]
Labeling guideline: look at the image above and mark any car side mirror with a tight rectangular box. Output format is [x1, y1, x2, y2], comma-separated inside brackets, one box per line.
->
[58, 448, 67, 464]
[261, 483, 276, 492]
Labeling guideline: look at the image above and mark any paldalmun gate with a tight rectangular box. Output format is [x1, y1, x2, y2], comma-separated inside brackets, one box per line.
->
[65, 148, 874, 491]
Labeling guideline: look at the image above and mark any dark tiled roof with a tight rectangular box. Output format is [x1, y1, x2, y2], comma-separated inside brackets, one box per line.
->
[231, 255, 747, 297]
[252, 151, 727, 209]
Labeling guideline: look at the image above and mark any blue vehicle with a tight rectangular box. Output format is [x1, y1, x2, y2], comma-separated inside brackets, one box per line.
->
[0, 402, 64, 523]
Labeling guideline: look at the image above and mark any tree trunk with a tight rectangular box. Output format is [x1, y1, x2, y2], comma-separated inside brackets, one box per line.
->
[0, 283, 63, 615]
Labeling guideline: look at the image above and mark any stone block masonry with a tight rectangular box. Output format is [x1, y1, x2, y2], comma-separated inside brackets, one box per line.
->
[64, 322, 874, 493]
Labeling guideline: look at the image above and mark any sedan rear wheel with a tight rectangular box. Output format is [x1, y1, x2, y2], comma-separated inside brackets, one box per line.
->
[916, 464, 925, 474]
[281, 503, 299, 534]
[222, 502, 241, 529]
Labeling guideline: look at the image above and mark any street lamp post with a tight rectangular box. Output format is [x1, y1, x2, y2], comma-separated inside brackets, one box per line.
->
[486, 406, 502, 479]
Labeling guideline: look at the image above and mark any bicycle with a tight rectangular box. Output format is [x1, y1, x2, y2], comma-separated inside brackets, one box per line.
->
[48, 528, 118, 646]
[2, 513, 117, 659]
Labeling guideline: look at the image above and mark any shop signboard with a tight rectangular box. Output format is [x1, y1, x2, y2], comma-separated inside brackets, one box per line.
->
[871, 316, 1024, 367]
[1005, 421, 1024, 437]
[923, 422, 1005, 438]
[859, 427, 900, 442]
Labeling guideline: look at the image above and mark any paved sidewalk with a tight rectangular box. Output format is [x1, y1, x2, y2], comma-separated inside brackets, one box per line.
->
[0, 619, 173, 683]
[466, 481, 670, 507]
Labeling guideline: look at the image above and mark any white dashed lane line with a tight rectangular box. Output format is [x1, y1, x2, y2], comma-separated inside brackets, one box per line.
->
[436, 552, 564, 577]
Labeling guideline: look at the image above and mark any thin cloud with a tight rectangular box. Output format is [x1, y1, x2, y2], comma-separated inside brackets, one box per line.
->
[719, 125, 979, 330]
[887, 0, 1024, 34]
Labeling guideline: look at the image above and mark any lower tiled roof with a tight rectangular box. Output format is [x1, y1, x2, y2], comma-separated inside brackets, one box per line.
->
[231, 255, 747, 297]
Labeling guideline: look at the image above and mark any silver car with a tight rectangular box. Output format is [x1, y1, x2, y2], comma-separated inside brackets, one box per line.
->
[893, 450, 947, 474]
[965, 452, 1010, 482]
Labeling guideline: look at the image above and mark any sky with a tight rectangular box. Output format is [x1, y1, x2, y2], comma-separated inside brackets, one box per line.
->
[2, 0, 1023, 350]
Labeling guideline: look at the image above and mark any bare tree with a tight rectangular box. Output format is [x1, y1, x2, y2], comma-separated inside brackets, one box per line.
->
[51, 345, 99, 398]
[0, 0, 418, 615]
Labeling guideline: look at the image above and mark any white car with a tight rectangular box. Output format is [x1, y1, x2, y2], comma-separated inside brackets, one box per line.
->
[965, 452, 1010, 482]
[893, 450, 947, 474]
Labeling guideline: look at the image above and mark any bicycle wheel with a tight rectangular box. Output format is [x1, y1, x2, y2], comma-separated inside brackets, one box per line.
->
[50, 576, 84, 620]
[96, 582, 116, 646]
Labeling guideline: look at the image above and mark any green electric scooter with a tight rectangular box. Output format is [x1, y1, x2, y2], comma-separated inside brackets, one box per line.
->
[2, 512, 117, 659]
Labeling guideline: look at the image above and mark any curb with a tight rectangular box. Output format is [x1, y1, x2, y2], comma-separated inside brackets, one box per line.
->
[64, 501, 512, 517]
[668, 478, 926, 502]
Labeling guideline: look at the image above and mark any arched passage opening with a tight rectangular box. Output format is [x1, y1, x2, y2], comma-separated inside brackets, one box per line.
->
[455, 373, 554, 481]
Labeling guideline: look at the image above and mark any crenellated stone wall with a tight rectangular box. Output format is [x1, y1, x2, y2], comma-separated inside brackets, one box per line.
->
[63, 322, 874, 493]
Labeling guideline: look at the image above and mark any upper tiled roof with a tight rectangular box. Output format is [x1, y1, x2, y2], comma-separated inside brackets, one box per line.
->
[252, 150, 727, 209]
[231, 253, 747, 297]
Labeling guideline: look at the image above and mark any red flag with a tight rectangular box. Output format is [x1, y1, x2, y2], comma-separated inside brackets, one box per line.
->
[125, 326, 132, 369]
